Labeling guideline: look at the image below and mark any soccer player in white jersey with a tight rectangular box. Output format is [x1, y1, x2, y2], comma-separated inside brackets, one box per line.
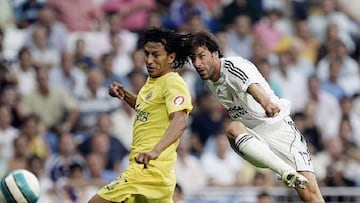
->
[188, 30, 324, 202]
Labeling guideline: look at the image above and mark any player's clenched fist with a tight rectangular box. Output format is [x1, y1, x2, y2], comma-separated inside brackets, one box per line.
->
[108, 82, 126, 99]
[135, 151, 159, 169]
[264, 103, 280, 117]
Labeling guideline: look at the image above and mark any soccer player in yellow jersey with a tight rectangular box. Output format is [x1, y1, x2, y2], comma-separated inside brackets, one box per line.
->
[88, 28, 193, 203]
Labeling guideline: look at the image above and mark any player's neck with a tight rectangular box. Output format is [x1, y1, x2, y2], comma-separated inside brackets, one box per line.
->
[211, 60, 221, 82]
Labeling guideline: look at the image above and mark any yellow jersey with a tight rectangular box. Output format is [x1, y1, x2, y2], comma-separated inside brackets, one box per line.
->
[98, 71, 193, 202]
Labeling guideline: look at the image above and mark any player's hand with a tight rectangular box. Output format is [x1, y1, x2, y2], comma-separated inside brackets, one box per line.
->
[135, 151, 159, 169]
[108, 82, 126, 99]
[264, 103, 280, 117]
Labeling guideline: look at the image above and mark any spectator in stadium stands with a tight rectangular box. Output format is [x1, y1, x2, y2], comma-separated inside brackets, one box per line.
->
[270, 50, 307, 113]
[317, 39, 360, 96]
[257, 191, 273, 203]
[307, 0, 358, 53]
[85, 152, 118, 185]
[200, 133, 246, 187]
[15, 0, 45, 29]
[0, 105, 19, 162]
[0, 28, 5, 61]
[106, 12, 138, 55]
[168, 0, 213, 31]
[19, 114, 50, 159]
[221, 0, 262, 28]
[253, 9, 285, 53]
[320, 59, 347, 101]
[292, 109, 323, 154]
[110, 69, 146, 150]
[24, 4, 68, 52]
[44, 131, 86, 183]
[107, 33, 133, 79]
[99, 53, 126, 88]
[26, 154, 55, 203]
[306, 75, 342, 142]
[215, 30, 237, 57]
[7, 135, 31, 172]
[0, 60, 17, 90]
[250, 39, 278, 67]
[49, 51, 87, 97]
[178, 13, 208, 34]
[61, 162, 94, 203]
[47, 0, 103, 32]
[109, 103, 134, 150]
[102, 0, 155, 32]
[174, 137, 206, 196]
[79, 114, 128, 171]
[0, 0, 14, 28]
[129, 49, 146, 73]
[27, 24, 60, 69]
[312, 137, 346, 185]
[190, 91, 225, 157]
[21, 67, 78, 132]
[339, 97, 360, 146]
[75, 69, 120, 132]
[226, 15, 254, 60]
[338, 116, 358, 153]
[254, 59, 282, 97]
[72, 38, 96, 72]
[12, 47, 37, 96]
[316, 23, 342, 63]
[0, 86, 27, 128]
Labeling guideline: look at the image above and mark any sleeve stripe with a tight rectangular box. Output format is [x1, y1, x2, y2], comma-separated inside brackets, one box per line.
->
[226, 60, 249, 79]
[224, 60, 248, 84]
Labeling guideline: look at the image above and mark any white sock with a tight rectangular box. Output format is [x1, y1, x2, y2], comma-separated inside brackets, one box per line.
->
[234, 133, 293, 175]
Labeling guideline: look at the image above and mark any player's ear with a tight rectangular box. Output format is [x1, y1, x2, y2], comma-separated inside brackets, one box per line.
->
[212, 51, 218, 58]
[168, 52, 175, 64]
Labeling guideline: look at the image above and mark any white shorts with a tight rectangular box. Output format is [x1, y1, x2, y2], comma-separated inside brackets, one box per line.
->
[249, 116, 314, 172]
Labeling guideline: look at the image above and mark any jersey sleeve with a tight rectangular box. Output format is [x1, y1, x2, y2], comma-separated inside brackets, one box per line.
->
[163, 76, 193, 116]
[225, 59, 262, 92]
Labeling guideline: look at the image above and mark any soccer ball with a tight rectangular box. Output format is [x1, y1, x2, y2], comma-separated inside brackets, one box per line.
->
[0, 169, 40, 203]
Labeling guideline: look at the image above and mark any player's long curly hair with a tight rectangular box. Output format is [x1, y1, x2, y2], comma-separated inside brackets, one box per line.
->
[141, 27, 192, 69]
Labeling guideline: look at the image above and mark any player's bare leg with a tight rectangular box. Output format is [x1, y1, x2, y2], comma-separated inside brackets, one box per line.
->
[296, 171, 324, 202]
[226, 121, 308, 189]
[88, 194, 112, 203]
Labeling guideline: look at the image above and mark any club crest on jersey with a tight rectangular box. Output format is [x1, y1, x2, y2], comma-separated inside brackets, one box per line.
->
[173, 96, 185, 106]
[216, 87, 223, 95]
[145, 92, 153, 101]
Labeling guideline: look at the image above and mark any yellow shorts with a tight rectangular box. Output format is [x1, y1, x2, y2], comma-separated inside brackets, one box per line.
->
[98, 162, 175, 203]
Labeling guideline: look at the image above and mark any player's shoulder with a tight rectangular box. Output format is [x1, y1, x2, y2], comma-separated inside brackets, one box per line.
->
[163, 72, 182, 81]
[222, 56, 254, 69]
[222, 56, 246, 63]
[162, 72, 188, 86]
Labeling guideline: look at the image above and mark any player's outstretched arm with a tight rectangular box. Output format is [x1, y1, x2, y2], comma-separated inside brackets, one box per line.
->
[109, 81, 137, 108]
[247, 83, 280, 117]
[135, 110, 188, 167]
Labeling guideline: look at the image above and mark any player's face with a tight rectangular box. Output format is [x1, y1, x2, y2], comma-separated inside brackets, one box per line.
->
[144, 42, 175, 78]
[191, 46, 219, 81]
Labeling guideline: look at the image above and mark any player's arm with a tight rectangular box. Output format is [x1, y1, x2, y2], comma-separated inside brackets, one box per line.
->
[135, 110, 188, 167]
[247, 83, 280, 117]
[108, 82, 137, 108]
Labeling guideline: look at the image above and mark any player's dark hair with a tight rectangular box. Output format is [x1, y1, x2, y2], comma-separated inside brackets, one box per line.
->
[190, 30, 223, 58]
[141, 27, 191, 69]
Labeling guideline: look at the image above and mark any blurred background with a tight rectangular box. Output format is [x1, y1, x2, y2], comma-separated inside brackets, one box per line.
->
[0, 0, 360, 202]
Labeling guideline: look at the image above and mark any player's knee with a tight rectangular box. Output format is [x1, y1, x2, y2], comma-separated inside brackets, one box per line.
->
[226, 121, 247, 140]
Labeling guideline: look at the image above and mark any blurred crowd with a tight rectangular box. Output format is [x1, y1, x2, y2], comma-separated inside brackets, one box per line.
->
[1, 0, 360, 202]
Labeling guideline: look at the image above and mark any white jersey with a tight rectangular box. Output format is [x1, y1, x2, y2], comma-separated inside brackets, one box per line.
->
[205, 57, 291, 129]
